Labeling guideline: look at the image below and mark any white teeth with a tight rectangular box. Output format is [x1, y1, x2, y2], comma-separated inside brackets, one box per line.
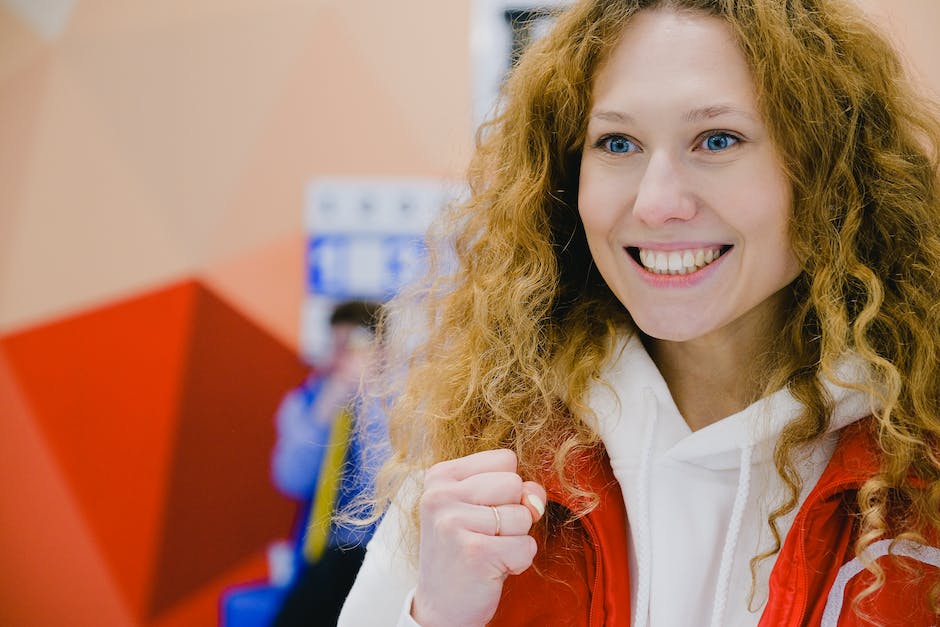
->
[637, 246, 725, 275]
[667, 252, 682, 272]
[655, 252, 668, 272]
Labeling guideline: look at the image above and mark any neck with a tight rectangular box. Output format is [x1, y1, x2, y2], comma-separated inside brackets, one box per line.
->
[645, 293, 788, 431]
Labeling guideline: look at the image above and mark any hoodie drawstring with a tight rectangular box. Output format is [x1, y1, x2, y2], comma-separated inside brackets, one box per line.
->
[709, 443, 754, 627]
[633, 388, 658, 627]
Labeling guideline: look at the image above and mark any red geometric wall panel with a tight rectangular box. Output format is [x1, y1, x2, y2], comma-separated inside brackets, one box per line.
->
[0, 280, 307, 626]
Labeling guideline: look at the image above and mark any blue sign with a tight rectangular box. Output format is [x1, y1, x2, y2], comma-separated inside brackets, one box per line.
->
[307, 233, 427, 300]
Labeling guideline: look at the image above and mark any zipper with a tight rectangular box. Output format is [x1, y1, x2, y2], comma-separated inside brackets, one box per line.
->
[791, 513, 809, 626]
[582, 514, 604, 627]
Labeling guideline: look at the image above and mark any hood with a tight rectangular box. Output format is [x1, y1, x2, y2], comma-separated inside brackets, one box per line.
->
[591, 333, 878, 471]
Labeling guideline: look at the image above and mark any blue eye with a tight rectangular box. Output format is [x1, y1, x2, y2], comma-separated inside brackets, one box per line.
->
[603, 135, 638, 154]
[702, 132, 739, 152]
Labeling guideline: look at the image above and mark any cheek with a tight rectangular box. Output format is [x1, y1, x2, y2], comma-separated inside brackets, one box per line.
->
[750, 157, 793, 230]
[740, 184, 801, 279]
[577, 203, 612, 259]
[723, 162, 792, 239]
[577, 171, 618, 237]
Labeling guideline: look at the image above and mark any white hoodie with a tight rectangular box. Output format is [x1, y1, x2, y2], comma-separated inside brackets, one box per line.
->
[339, 334, 875, 626]
[593, 334, 875, 626]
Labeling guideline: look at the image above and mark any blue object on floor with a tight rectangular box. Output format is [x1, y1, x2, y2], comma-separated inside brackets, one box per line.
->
[221, 583, 288, 627]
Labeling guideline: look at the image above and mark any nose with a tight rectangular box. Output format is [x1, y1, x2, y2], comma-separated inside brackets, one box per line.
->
[632, 152, 696, 226]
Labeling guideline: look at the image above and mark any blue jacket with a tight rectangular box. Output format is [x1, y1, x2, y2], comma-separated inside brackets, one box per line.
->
[271, 375, 386, 563]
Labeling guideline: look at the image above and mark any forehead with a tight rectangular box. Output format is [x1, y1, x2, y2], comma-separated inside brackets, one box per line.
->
[591, 8, 756, 111]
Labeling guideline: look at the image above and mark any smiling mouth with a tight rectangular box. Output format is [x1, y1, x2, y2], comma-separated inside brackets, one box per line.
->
[627, 245, 733, 275]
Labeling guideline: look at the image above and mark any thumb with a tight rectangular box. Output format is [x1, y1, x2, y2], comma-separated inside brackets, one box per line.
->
[520, 481, 547, 523]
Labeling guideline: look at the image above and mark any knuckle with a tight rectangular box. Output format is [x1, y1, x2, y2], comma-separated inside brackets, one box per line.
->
[497, 448, 518, 469]
[525, 535, 538, 559]
[424, 461, 449, 483]
[419, 485, 450, 513]
[431, 509, 462, 535]
[461, 532, 488, 562]
[510, 505, 534, 533]
[505, 538, 537, 575]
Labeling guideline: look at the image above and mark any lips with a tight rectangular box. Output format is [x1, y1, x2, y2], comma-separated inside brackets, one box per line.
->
[628, 245, 732, 275]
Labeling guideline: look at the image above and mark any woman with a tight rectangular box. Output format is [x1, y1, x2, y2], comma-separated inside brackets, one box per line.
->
[341, 0, 940, 624]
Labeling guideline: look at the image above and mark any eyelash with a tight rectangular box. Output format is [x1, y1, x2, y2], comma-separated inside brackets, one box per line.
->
[593, 131, 744, 154]
[696, 131, 741, 152]
[594, 134, 638, 154]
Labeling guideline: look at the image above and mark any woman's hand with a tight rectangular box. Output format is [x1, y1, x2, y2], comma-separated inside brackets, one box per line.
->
[412, 449, 547, 626]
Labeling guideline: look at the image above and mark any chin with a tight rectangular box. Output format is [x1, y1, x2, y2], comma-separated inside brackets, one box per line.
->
[630, 316, 712, 344]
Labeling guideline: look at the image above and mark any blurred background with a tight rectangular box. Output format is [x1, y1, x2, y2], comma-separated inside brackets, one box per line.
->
[1, 1, 938, 625]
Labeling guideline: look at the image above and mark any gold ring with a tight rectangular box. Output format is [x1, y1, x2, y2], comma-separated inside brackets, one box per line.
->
[490, 505, 501, 536]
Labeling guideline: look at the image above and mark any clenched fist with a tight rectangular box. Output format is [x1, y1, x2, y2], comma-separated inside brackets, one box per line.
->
[411, 449, 547, 626]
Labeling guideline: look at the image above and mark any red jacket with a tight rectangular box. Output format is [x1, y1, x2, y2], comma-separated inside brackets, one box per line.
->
[490, 421, 939, 625]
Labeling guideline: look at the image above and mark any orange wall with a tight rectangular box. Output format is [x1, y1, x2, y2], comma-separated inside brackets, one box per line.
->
[0, 0, 473, 349]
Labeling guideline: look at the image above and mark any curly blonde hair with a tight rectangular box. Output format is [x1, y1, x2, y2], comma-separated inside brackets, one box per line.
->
[370, 0, 940, 612]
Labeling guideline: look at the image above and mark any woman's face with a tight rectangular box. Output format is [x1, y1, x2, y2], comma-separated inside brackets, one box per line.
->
[578, 8, 801, 345]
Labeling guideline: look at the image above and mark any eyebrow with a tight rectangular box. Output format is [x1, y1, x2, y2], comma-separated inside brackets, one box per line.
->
[589, 110, 634, 123]
[682, 104, 756, 123]
[589, 104, 757, 124]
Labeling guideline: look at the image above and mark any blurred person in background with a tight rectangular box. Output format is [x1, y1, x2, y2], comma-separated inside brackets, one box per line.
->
[271, 299, 387, 626]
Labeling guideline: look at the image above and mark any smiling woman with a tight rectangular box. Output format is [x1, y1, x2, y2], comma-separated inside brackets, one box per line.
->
[338, 1, 940, 625]
[584, 19, 790, 267]
[578, 8, 802, 424]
